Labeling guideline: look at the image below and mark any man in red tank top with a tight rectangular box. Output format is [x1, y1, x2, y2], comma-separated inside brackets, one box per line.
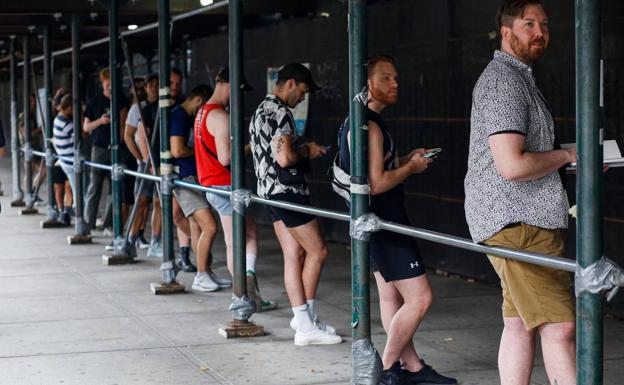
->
[194, 67, 276, 312]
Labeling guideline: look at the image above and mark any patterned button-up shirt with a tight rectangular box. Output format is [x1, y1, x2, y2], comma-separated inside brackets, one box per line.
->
[464, 50, 569, 243]
[249, 95, 309, 199]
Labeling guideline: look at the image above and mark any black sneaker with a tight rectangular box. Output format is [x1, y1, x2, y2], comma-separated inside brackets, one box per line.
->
[378, 361, 401, 385]
[401, 360, 457, 385]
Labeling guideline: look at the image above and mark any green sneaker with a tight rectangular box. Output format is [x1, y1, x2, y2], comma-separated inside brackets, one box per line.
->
[246, 271, 278, 312]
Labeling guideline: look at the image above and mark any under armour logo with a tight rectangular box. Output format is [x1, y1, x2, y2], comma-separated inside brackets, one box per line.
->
[409, 262, 419, 269]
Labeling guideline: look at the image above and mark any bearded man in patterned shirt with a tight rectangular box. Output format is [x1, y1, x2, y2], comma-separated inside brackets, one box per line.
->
[464, 1, 577, 384]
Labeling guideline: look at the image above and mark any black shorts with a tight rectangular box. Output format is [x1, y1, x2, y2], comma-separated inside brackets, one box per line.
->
[52, 166, 68, 184]
[121, 158, 136, 205]
[370, 216, 426, 282]
[266, 192, 316, 228]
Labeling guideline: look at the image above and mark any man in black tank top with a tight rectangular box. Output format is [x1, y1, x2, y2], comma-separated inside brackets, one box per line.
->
[342, 56, 456, 385]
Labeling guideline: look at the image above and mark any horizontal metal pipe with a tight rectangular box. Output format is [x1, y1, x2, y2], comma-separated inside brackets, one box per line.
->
[32, 150, 45, 157]
[83, 161, 112, 171]
[123, 168, 161, 182]
[27, 154, 576, 273]
[379, 221, 576, 272]
[18, 0, 229, 66]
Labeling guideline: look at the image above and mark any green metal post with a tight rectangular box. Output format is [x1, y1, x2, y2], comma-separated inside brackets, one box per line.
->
[43, 25, 58, 222]
[349, 0, 370, 343]
[108, 0, 126, 257]
[10, 37, 25, 206]
[22, 34, 35, 209]
[69, 15, 92, 243]
[229, 0, 246, 301]
[157, 0, 178, 284]
[576, 1, 603, 384]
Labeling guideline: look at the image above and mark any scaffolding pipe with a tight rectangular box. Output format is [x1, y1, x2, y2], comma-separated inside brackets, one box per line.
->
[108, 0, 125, 254]
[348, 0, 371, 353]
[10, 37, 24, 205]
[22, 34, 35, 209]
[229, 0, 248, 305]
[14, 1, 230, 67]
[575, 1, 604, 384]
[71, 14, 91, 238]
[43, 25, 57, 221]
[158, 0, 177, 283]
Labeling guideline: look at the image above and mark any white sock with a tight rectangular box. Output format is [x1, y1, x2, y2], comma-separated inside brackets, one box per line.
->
[246, 253, 257, 273]
[306, 299, 317, 320]
[292, 304, 314, 332]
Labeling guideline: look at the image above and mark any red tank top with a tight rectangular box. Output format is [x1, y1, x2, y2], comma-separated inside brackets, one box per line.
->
[194, 103, 231, 186]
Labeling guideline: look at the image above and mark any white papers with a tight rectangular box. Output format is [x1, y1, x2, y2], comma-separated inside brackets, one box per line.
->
[563, 140, 624, 168]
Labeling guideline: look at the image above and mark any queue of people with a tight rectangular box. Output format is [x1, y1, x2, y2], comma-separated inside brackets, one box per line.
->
[14, 0, 578, 384]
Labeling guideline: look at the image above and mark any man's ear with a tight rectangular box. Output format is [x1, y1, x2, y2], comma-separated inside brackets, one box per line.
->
[500, 25, 511, 42]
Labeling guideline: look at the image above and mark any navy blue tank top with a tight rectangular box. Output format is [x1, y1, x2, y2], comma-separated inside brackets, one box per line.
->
[338, 108, 406, 222]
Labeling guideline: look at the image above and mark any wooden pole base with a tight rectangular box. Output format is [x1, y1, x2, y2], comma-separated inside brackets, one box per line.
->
[41, 220, 67, 229]
[19, 207, 39, 215]
[67, 234, 92, 245]
[102, 254, 135, 265]
[150, 281, 185, 295]
[218, 320, 265, 339]
[10, 199, 25, 207]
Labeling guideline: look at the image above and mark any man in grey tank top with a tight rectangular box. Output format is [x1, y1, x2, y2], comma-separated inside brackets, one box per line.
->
[464, 1, 577, 384]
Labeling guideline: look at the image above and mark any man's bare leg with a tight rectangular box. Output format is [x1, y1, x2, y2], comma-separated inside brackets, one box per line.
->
[539, 321, 575, 385]
[498, 317, 536, 385]
[381, 275, 432, 370]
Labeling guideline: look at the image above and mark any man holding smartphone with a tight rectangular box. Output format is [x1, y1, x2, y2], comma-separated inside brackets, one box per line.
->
[336, 56, 456, 385]
[249, 63, 341, 346]
[84, 68, 130, 231]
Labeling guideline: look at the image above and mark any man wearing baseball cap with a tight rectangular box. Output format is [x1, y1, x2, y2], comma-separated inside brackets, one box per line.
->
[249, 63, 341, 346]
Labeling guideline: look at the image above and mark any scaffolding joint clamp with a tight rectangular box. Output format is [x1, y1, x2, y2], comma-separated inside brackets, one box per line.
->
[23, 143, 33, 161]
[231, 188, 252, 215]
[230, 294, 256, 321]
[73, 154, 84, 173]
[160, 172, 177, 195]
[575, 256, 624, 301]
[352, 339, 383, 385]
[111, 163, 126, 181]
[350, 212, 381, 241]
[45, 148, 55, 167]
[159, 260, 179, 284]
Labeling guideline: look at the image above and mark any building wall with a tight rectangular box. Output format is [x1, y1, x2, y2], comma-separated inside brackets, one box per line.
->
[190, 0, 624, 305]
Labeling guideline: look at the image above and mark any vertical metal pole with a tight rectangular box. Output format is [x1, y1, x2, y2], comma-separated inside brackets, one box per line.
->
[10, 36, 24, 206]
[349, 0, 370, 341]
[229, 0, 246, 302]
[108, 0, 126, 256]
[43, 25, 57, 222]
[575, 1, 603, 385]
[23, 34, 35, 209]
[158, 0, 178, 284]
[69, 14, 92, 243]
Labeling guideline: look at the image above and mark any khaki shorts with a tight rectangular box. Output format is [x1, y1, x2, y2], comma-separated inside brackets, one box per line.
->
[484, 223, 575, 330]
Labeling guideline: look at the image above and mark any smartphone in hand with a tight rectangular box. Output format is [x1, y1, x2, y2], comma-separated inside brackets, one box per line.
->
[423, 148, 442, 158]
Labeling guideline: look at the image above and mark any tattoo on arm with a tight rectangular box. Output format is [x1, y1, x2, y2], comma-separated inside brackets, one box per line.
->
[275, 137, 284, 154]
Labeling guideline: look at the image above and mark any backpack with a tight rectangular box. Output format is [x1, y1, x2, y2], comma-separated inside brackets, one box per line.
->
[330, 118, 352, 202]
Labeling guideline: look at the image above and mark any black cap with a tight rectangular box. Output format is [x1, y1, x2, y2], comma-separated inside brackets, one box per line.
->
[216, 67, 253, 92]
[277, 63, 320, 92]
[145, 73, 159, 83]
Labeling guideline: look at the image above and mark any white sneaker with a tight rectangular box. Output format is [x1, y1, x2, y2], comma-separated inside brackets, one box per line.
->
[290, 316, 336, 335]
[192, 273, 220, 292]
[294, 326, 342, 346]
[146, 241, 163, 258]
[208, 270, 232, 288]
[104, 241, 114, 251]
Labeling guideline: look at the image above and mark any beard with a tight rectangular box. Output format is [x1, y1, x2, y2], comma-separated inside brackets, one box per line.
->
[369, 85, 398, 106]
[510, 32, 547, 63]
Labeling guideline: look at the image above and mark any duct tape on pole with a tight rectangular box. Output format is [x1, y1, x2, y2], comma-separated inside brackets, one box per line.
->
[576, 257, 624, 301]
[231, 188, 252, 215]
[350, 213, 381, 241]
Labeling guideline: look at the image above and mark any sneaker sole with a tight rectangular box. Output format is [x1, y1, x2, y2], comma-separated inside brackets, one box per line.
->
[290, 319, 336, 335]
[294, 337, 343, 346]
[191, 284, 219, 293]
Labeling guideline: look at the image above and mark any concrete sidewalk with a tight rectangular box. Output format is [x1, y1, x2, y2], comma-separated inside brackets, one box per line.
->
[0, 159, 622, 385]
